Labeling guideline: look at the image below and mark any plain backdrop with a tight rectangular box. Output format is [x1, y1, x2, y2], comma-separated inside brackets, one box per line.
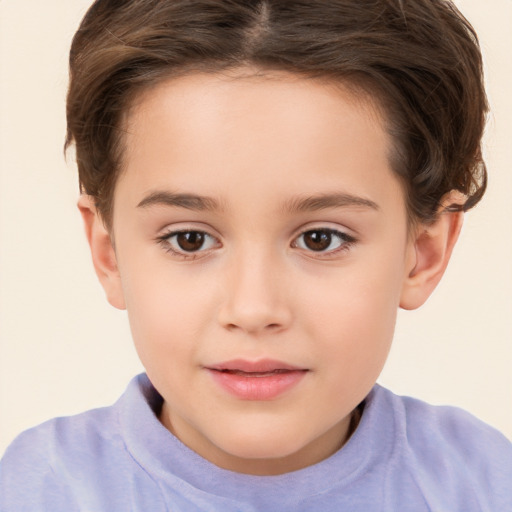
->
[1, 0, 511, 455]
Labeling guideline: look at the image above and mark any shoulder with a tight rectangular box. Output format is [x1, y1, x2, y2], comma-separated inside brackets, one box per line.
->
[0, 405, 120, 511]
[373, 386, 512, 509]
[0, 375, 165, 511]
[397, 389, 512, 467]
[1, 401, 122, 460]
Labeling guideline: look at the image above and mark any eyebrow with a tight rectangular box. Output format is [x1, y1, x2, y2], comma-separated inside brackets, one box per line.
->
[283, 193, 379, 213]
[136, 190, 379, 214]
[137, 191, 221, 211]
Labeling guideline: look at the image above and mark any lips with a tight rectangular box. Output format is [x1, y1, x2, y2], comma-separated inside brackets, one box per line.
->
[206, 359, 308, 400]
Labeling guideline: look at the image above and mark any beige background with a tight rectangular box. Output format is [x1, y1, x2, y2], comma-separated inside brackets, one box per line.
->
[1, 0, 511, 455]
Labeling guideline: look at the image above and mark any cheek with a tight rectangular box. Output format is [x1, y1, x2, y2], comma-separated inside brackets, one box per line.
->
[118, 259, 216, 368]
[305, 294, 394, 411]
[307, 285, 396, 361]
[298, 254, 405, 380]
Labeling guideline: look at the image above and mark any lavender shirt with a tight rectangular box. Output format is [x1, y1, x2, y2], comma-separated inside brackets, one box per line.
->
[1, 374, 511, 511]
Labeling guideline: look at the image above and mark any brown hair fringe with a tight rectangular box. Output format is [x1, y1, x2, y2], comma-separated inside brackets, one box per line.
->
[66, 0, 488, 229]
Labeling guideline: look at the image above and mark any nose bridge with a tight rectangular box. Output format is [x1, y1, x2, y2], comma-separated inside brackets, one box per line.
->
[218, 243, 291, 334]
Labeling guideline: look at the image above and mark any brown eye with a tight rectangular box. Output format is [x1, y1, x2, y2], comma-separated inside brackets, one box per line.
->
[294, 228, 353, 254]
[157, 229, 217, 260]
[302, 230, 332, 251]
[162, 230, 218, 255]
[175, 231, 206, 252]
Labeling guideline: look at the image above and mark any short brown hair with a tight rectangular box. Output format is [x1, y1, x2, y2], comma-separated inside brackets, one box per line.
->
[66, 0, 488, 229]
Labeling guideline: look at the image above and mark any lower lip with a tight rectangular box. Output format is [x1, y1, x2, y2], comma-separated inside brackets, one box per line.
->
[208, 369, 307, 400]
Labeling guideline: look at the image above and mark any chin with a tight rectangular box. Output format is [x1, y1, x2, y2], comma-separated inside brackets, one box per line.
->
[211, 423, 314, 461]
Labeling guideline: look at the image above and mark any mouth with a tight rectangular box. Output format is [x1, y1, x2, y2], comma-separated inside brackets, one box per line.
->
[207, 358, 307, 373]
[215, 368, 301, 377]
[205, 359, 309, 400]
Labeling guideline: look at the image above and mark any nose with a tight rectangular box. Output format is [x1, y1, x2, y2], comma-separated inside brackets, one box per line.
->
[217, 249, 293, 335]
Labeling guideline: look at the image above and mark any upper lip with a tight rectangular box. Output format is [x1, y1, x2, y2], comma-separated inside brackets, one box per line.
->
[206, 359, 307, 373]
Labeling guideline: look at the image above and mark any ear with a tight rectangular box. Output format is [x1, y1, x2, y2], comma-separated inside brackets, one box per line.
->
[78, 195, 126, 310]
[400, 192, 464, 310]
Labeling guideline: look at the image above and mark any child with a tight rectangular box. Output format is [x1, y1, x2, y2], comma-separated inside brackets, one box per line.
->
[1, 0, 511, 510]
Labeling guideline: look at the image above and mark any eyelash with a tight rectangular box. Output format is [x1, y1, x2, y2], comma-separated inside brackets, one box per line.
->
[156, 227, 357, 260]
[156, 229, 220, 260]
[292, 228, 356, 258]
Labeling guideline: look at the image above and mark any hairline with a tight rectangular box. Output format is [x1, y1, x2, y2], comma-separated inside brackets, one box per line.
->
[100, 66, 410, 232]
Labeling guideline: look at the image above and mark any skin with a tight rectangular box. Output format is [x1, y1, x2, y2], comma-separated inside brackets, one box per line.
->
[80, 69, 463, 475]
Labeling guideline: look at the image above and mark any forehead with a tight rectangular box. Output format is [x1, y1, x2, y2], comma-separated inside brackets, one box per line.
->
[125, 69, 387, 146]
[114, 69, 402, 216]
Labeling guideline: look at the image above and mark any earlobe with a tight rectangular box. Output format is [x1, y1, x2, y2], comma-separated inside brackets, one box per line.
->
[77, 195, 126, 310]
[400, 194, 464, 311]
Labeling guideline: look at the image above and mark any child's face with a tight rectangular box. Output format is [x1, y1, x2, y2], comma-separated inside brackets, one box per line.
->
[106, 70, 418, 474]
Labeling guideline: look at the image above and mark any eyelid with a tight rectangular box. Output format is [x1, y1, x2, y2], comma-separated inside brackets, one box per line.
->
[291, 222, 356, 241]
[291, 224, 357, 257]
[156, 224, 222, 260]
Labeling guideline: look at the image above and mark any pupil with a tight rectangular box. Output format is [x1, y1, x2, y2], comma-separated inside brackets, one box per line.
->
[177, 232, 204, 252]
[304, 230, 331, 251]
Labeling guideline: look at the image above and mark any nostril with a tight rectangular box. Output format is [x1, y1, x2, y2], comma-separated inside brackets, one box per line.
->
[223, 322, 283, 333]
